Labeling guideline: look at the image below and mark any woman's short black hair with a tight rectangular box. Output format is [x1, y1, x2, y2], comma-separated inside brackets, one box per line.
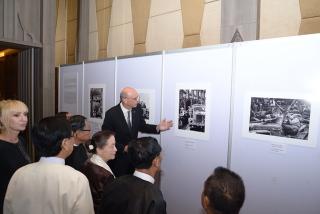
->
[89, 130, 115, 154]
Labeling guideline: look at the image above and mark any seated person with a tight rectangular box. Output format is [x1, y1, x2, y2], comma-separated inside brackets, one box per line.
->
[3, 116, 94, 214]
[81, 130, 117, 213]
[66, 115, 91, 170]
[99, 137, 166, 214]
[201, 167, 245, 214]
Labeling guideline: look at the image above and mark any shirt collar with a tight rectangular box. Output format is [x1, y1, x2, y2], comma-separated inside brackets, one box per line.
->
[39, 156, 65, 165]
[133, 170, 155, 184]
[90, 154, 115, 177]
[120, 102, 130, 113]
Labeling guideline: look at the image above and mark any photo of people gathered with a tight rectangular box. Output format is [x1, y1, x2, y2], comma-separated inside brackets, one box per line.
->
[249, 97, 311, 140]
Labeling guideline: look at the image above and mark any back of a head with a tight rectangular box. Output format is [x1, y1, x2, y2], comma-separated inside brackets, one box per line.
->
[203, 167, 245, 214]
[128, 137, 161, 169]
[69, 115, 86, 132]
[89, 130, 115, 154]
[32, 116, 72, 157]
[55, 111, 71, 120]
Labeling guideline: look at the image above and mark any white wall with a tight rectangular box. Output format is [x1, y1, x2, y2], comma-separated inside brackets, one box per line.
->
[59, 33, 320, 214]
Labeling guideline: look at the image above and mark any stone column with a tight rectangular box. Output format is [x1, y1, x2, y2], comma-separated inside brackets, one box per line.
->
[42, 0, 56, 117]
[299, 0, 320, 35]
[78, 0, 90, 62]
[131, 0, 151, 54]
[181, 0, 204, 48]
[220, 0, 259, 43]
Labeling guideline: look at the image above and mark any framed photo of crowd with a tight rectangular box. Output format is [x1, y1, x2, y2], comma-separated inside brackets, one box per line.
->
[88, 84, 105, 122]
[174, 83, 211, 140]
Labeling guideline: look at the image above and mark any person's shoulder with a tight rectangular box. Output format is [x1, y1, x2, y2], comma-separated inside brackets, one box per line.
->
[60, 164, 90, 182]
[110, 175, 134, 186]
[82, 160, 110, 175]
[143, 183, 165, 200]
[114, 174, 132, 182]
[0, 140, 8, 151]
[109, 104, 120, 111]
[106, 104, 121, 114]
[0, 139, 12, 148]
[9, 162, 37, 178]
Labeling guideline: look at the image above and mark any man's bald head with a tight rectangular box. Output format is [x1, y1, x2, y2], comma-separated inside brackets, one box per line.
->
[120, 87, 138, 100]
[120, 87, 139, 109]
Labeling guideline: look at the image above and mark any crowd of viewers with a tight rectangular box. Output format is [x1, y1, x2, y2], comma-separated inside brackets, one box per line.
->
[0, 97, 245, 214]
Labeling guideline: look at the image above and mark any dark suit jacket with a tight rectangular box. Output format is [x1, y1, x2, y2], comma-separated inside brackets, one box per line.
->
[99, 175, 166, 214]
[65, 144, 88, 171]
[101, 104, 159, 176]
[81, 160, 115, 213]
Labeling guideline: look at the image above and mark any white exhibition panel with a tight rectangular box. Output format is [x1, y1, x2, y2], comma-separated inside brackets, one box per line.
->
[116, 54, 163, 140]
[59, 64, 83, 115]
[231, 34, 320, 214]
[83, 59, 116, 134]
[161, 46, 233, 214]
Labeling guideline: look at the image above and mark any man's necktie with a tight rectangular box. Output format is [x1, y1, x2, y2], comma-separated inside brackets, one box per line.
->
[127, 110, 132, 130]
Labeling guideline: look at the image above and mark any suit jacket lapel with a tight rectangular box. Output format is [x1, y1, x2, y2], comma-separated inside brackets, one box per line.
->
[116, 104, 133, 136]
[131, 108, 136, 132]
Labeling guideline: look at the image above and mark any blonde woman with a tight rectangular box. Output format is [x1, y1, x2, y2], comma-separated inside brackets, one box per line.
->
[81, 130, 117, 213]
[0, 100, 30, 211]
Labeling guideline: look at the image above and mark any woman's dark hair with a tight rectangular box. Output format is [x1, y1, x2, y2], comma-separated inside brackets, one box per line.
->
[89, 130, 115, 154]
[32, 116, 72, 157]
[128, 137, 161, 169]
[69, 115, 87, 132]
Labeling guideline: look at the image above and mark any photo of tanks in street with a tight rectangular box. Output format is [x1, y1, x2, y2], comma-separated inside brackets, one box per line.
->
[249, 97, 310, 140]
[178, 89, 206, 132]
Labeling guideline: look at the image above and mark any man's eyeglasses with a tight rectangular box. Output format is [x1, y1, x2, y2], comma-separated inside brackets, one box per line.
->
[126, 96, 139, 101]
[81, 129, 91, 132]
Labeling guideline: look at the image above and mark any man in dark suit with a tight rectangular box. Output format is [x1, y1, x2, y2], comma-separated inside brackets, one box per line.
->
[99, 137, 166, 214]
[102, 87, 172, 177]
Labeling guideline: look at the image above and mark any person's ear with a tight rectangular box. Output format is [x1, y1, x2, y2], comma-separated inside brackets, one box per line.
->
[61, 138, 69, 151]
[123, 97, 128, 105]
[201, 193, 211, 212]
[61, 138, 73, 152]
[152, 156, 161, 168]
[96, 146, 103, 155]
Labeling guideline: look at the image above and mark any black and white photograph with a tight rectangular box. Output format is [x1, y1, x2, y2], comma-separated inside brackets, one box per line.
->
[138, 99, 149, 120]
[240, 92, 320, 147]
[178, 89, 206, 132]
[136, 89, 155, 124]
[175, 83, 211, 140]
[89, 84, 105, 120]
[249, 97, 311, 140]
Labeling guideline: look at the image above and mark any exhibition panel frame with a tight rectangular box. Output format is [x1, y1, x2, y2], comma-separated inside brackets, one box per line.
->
[230, 34, 320, 214]
[83, 59, 116, 134]
[59, 63, 84, 115]
[116, 53, 163, 140]
[57, 33, 320, 214]
[161, 45, 233, 214]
